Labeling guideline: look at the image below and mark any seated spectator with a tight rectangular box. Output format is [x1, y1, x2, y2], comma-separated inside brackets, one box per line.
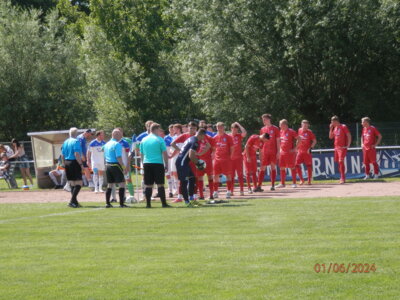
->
[0, 144, 14, 159]
[49, 157, 66, 189]
[0, 145, 18, 188]
[0, 153, 10, 179]
[9, 139, 34, 187]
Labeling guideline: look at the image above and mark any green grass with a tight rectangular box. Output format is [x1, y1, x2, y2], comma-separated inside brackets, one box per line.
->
[0, 196, 399, 299]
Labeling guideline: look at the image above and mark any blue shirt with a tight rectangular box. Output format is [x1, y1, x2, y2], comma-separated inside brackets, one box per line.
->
[77, 134, 88, 156]
[206, 131, 217, 137]
[177, 136, 199, 166]
[164, 134, 174, 147]
[104, 138, 122, 163]
[136, 131, 149, 142]
[140, 134, 167, 164]
[62, 138, 82, 160]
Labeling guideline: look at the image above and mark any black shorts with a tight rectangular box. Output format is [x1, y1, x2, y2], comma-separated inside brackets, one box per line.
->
[106, 164, 125, 184]
[65, 160, 82, 181]
[176, 158, 194, 181]
[143, 163, 165, 185]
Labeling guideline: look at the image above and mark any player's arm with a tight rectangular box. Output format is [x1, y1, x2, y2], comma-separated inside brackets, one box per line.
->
[346, 132, 352, 148]
[163, 150, 169, 172]
[235, 122, 247, 137]
[311, 138, 317, 151]
[197, 143, 211, 156]
[245, 141, 251, 162]
[329, 123, 335, 139]
[374, 133, 382, 148]
[189, 149, 199, 164]
[276, 136, 280, 158]
[171, 139, 181, 152]
[87, 148, 92, 168]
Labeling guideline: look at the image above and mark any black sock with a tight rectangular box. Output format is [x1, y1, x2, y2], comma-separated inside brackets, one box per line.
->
[181, 180, 189, 201]
[188, 177, 195, 198]
[71, 185, 81, 204]
[158, 186, 167, 206]
[119, 187, 125, 205]
[145, 187, 152, 207]
[106, 188, 112, 204]
[70, 185, 75, 196]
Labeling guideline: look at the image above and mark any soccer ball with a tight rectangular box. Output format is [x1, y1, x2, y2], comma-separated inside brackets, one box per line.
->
[125, 196, 138, 204]
[196, 159, 206, 170]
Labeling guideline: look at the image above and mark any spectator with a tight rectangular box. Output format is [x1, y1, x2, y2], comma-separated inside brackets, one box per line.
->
[9, 139, 34, 187]
[0, 144, 14, 159]
[49, 157, 66, 189]
[0, 153, 10, 179]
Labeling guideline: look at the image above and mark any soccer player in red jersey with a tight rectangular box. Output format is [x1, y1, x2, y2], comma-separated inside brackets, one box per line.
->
[276, 119, 300, 188]
[212, 122, 234, 199]
[257, 114, 280, 191]
[243, 133, 269, 193]
[295, 120, 317, 185]
[195, 131, 214, 200]
[329, 115, 352, 184]
[230, 122, 247, 196]
[361, 117, 382, 180]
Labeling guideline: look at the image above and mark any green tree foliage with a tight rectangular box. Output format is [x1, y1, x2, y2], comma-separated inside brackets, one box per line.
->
[0, 1, 91, 140]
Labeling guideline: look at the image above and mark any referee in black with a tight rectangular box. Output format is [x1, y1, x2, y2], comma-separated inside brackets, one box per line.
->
[139, 123, 171, 208]
[103, 129, 129, 208]
[61, 127, 84, 208]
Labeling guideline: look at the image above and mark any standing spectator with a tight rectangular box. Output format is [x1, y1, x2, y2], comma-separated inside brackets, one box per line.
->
[77, 129, 94, 188]
[103, 129, 129, 208]
[61, 127, 84, 208]
[329, 116, 352, 184]
[361, 117, 382, 179]
[9, 139, 34, 187]
[140, 123, 171, 208]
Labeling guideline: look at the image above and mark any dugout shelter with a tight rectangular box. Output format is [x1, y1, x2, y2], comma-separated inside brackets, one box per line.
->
[27, 129, 94, 189]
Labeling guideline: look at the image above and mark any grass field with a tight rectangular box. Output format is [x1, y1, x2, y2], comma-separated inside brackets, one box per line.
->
[1, 195, 399, 299]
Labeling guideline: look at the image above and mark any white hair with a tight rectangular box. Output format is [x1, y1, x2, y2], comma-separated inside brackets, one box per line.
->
[69, 127, 78, 138]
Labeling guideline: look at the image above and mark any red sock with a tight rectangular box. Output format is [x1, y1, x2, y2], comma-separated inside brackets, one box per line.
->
[296, 165, 304, 182]
[252, 173, 258, 188]
[258, 170, 265, 187]
[365, 163, 370, 175]
[291, 168, 297, 184]
[373, 162, 379, 175]
[271, 169, 277, 186]
[307, 165, 312, 183]
[214, 181, 219, 192]
[280, 169, 286, 185]
[246, 174, 251, 189]
[227, 180, 232, 192]
[238, 174, 244, 191]
[339, 161, 345, 180]
[198, 180, 204, 198]
[209, 179, 214, 195]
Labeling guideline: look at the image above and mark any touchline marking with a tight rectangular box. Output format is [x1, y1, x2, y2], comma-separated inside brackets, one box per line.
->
[0, 208, 105, 224]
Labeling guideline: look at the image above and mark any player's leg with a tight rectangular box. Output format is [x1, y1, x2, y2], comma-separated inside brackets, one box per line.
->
[213, 160, 221, 198]
[371, 149, 380, 178]
[290, 153, 297, 187]
[49, 170, 60, 187]
[235, 158, 245, 195]
[278, 168, 286, 187]
[363, 150, 371, 179]
[98, 170, 104, 192]
[92, 168, 99, 193]
[295, 153, 304, 185]
[339, 149, 347, 183]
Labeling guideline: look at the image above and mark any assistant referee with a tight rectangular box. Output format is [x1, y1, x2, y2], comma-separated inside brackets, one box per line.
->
[140, 123, 171, 208]
[61, 127, 84, 208]
[104, 129, 128, 208]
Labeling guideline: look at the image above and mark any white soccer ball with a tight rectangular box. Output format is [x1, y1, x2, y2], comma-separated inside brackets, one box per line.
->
[125, 196, 138, 204]
[196, 159, 206, 170]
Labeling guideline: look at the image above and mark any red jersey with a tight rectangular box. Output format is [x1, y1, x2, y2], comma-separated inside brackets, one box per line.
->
[362, 126, 380, 150]
[174, 133, 193, 144]
[280, 128, 298, 153]
[198, 135, 214, 160]
[333, 124, 350, 148]
[230, 133, 243, 160]
[260, 125, 280, 154]
[244, 134, 263, 157]
[297, 128, 316, 153]
[213, 133, 233, 160]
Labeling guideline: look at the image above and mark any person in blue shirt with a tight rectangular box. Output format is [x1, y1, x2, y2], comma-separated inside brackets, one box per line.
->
[176, 128, 207, 207]
[77, 129, 94, 188]
[103, 129, 128, 208]
[140, 123, 171, 208]
[163, 124, 176, 198]
[61, 127, 84, 208]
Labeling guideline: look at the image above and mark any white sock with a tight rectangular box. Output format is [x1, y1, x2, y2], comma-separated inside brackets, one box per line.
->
[112, 186, 116, 199]
[99, 175, 104, 190]
[93, 174, 99, 190]
[167, 178, 173, 193]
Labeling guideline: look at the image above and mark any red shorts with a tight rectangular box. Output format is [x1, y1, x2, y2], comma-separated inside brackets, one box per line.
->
[244, 155, 257, 173]
[196, 158, 213, 177]
[279, 152, 296, 168]
[231, 157, 243, 175]
[213, 159, 232, 176]
[334, 148, 347, 162]
[261, 152, 277, 166]
[363, 148, 377, 164]
[296, 152, 312, 166]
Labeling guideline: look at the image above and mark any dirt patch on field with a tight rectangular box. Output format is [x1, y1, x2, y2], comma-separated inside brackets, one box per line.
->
[0, 181, 399, 204]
